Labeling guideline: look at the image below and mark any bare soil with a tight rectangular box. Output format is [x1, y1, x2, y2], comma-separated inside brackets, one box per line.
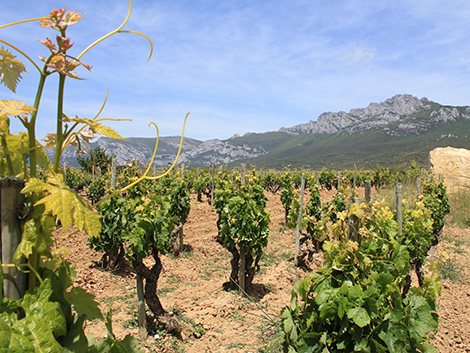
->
[59, 187, 470, 352]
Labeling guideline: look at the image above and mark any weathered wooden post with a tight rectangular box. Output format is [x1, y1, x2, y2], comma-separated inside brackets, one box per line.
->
[210, 164, 215, 205]
[353, 169, 357, 193]
[136, 273, 148, 339]
[241, 164, 246, 185]
[111, 156, 117, 189]
[1, 178, 27, 299]
[315, 171, 320, 187]
[337, 171, 341, 190]
[417, 177, 421, 196]
[396, 183, 403, 235]
[294, 173, 306, 266]
[348, 196, 361, 241]
[239, 166, 247, 292]
[364, 180, 371, 203]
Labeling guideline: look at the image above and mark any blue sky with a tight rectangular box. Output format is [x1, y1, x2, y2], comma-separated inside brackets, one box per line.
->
[2, 0, 470, 141]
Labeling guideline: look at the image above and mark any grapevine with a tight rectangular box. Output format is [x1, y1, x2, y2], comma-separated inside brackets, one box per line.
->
[281, 200, 441, 352]
[215, 174, 270, 291]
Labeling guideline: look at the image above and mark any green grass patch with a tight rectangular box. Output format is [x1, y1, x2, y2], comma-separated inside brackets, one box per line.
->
[439, 257, 467, 283]
[373, 180, 420, 208]
[448, 189, 470, 228]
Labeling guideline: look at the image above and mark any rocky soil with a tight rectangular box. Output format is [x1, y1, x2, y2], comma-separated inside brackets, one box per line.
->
[59, 187, 470, 352]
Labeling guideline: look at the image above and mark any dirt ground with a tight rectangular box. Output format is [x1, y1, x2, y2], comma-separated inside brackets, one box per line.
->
[59, 187, 470, 352]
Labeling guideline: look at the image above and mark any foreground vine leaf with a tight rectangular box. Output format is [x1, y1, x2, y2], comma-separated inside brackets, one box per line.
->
[23, 173, 101, 237]
[0, 47, 27, 92]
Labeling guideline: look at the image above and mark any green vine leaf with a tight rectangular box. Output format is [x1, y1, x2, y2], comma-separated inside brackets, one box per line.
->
[64, 287, 103, 321]
[0, 318, 35, 352]
[15, 204, 55, 262]
[347, 307, 371, 328]
[8, 279, 68, 352]
[22, 173, 101, 237]
[0, 47, 27, 93]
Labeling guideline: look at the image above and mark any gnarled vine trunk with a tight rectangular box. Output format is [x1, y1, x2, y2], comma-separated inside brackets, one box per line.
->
[99, 243, 125, 270]
[227, 247, 256, 290]
[132, 250, 181, 335]
[170, 222, 184, 256]
[228, 247, 240, 290]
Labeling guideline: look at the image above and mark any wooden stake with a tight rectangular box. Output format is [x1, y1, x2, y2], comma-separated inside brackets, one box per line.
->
[364, 180, 371, 203]
[111, 156, 117, 189]
[239, 250, 246, 292]
[210, 164, 215, 205]
[239, 168, 247, 292]
[396, 183, 402, 235]
[294, 173, 306, 266]
[136, 274, 148, 339]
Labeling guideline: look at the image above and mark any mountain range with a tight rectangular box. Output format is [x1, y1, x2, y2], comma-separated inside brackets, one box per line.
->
[54, 94, 470, 170]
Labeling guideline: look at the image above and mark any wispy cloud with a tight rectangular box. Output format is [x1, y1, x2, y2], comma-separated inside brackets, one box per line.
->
[3, 0, 470, 141]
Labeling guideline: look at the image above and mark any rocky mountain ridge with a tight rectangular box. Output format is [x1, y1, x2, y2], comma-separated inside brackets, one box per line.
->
[55, 94, 470, 167]
[279, 94, 470, 136]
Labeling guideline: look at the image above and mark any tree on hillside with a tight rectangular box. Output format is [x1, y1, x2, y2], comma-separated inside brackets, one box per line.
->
[77, 146, 115, 173]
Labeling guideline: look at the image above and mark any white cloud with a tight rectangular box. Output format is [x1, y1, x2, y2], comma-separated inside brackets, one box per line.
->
[3, 0, 470, 142]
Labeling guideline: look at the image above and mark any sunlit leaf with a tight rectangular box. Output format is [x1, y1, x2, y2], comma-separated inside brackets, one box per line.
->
[22, 174, 101, 237]
[0, 100, 35, 118]
[0, 48, 27, 92]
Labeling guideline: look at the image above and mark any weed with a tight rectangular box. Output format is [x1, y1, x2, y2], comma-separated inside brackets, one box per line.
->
[213, 327, 224, 334]
[157, 286, 177, 297]
[441, 236, 468, 255]
[178, 314, 206, 338]
[225, 342, 248, 349]
[439, 258, 467, 283]
[230, 312, 246, 322]
[123, 317, 139, 329]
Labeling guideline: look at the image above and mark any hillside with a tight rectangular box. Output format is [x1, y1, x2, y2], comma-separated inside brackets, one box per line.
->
[230, 121, 470, 169]
[55, 94, 470, 170]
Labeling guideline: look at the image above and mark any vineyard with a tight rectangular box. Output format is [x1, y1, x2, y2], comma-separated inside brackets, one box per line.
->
[25, 164, 470, 352]
[1, 5, 470, 353]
